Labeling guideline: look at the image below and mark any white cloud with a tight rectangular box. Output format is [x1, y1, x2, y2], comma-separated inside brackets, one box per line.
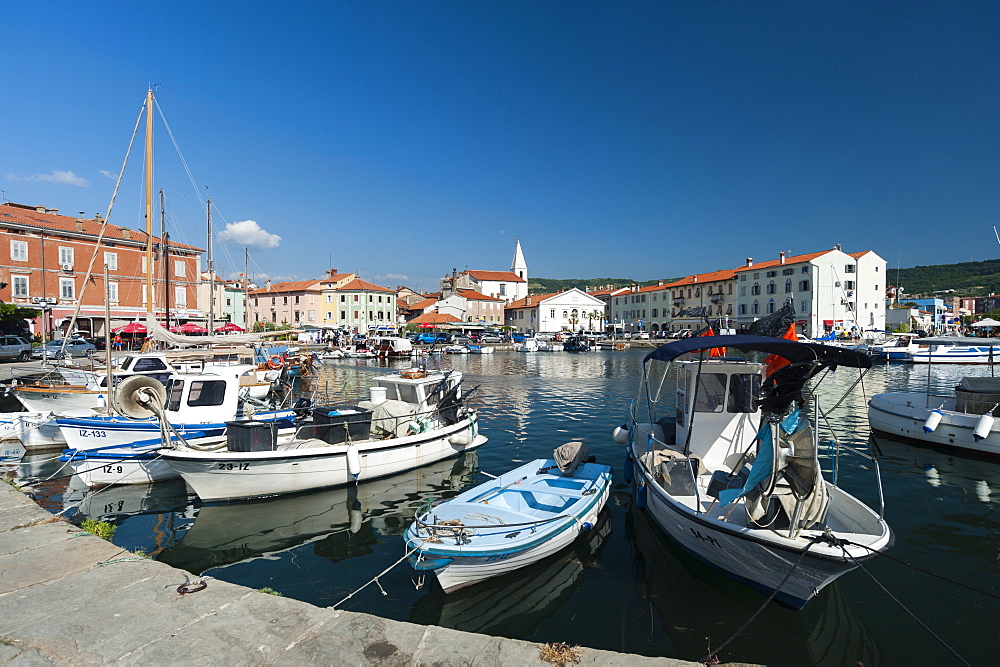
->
[7, 170, 89, 187]
[376, 273, 409, 283]
[217, 219, 281, 249]
[99, 170, 116, 180]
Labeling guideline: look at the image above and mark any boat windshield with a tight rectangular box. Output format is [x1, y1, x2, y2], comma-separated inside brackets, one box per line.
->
[728, 374, 761, 413]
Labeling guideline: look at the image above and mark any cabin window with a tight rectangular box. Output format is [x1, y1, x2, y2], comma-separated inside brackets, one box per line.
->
[165, 380, 185, 411]
[187, 380, 227, 406]
[693, 373, 727, 413]
[133, 358, 168, 372]
[727, 374, 761, 413]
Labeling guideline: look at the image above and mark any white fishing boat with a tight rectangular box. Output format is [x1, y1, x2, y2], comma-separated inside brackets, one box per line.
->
[406, 442, 611, 593]
[907, 336, 1000, 364]
[515, 338, 539, 352]
[868, 333, 921, 360]
[159, 368, 486, 501]
[868, 376, 1000, 458]
[468, 345, 494, 355]
[619, 334, 892, 609]
[370, 335, 416, 358]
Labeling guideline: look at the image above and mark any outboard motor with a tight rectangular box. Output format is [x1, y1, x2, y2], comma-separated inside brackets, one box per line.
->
[292, 396, 312, 419]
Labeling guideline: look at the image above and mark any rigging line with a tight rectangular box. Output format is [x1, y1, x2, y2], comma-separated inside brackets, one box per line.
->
[153, 97, 207, 213]
[840, 547, 971, 666]
[842, 539, 1000, 602]
[62, 100, 145, 342]
[703, 540, 819, 664]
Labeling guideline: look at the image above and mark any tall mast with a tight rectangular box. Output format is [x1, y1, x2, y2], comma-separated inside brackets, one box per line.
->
[244, 246, 249, 330]
[144, 89, 155, 315]
[207, 198, 214, 331]
[161, 189, 170, 329]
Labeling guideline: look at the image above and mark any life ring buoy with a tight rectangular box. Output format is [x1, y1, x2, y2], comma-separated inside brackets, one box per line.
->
[267, 355, 284, 370]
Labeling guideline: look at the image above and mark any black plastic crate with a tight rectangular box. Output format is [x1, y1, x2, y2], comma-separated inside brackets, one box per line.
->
[226, 420, 278, 452]
[311, 405, 373, 444]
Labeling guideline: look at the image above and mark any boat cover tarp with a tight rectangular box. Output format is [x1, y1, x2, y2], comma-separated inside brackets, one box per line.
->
[643, 335, 872, 369]
[554, 441, 588, 476]
[358, 399, 417, 438]
[916, 336, 999, 346]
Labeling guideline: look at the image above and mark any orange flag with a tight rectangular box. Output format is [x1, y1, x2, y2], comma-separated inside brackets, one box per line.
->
[698, 327, 725, 357]
[764, 323, 797, 376]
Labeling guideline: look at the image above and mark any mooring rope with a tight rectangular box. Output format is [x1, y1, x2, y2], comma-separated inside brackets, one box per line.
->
[328, 538, 429, 610]
[704, 539, 819, 664]
[838, 544, 971, 666]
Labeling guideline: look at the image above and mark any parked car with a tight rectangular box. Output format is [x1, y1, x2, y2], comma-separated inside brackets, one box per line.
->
[480, 333, 503, 343]
[451, 334, 470, 344]
[415, 333, 452, 344]
[32, 338, 97, 360]
[0, 336, 32, 362]
[637, 332, 650, 340]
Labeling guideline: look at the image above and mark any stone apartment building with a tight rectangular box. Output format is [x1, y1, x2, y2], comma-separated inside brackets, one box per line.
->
[0, 202, 203, 339]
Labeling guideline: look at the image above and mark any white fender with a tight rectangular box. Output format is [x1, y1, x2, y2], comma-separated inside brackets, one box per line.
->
[923, 409, 944, 433]
[449, 430, 472, 446]
[612, 424, 629, 445]
[580, 513, 598, 531]
[346, 444, 362, 477]
[974, 413, 994, 441]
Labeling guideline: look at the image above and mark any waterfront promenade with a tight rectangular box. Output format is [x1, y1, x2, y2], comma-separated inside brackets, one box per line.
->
[0, 466, 696, 665]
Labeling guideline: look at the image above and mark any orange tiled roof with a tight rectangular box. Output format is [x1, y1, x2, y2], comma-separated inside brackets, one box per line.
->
[662, 268, 739, 288]
[336, 278, 394, 293]
[455, 289, 504, 301]
[466, 270, 525, 283]
[588, 287, 630, 297]
[320, 273, 355, 284]
[734, 250, 834, 273]
[248, 279, 323, 296]
[849, 250, 874, 259]
[408, 297, 439, 311]
[0, 202, 202, 252]
[410, 312, 461, 324]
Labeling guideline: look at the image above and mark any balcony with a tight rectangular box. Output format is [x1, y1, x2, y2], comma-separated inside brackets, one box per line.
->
[672, 297, 685, 305]
[710, 294, 725, 303]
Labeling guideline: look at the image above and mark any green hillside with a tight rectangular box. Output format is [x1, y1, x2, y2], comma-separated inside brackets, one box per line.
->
[529, 277, 679, 294]
[892, 259, 1000, 296]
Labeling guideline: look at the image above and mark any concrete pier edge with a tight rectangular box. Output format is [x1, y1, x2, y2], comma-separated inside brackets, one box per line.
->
[0, 481, 704, 665]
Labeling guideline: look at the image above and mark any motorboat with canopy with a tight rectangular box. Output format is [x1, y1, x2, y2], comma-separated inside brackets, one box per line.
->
[617, 334, 892, 609]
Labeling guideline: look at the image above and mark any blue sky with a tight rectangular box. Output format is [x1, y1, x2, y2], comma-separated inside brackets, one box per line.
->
[3, 2, 998, 292]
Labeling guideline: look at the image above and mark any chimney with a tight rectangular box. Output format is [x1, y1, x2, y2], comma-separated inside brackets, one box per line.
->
[657, 280, 663, 286]
[94, 213, 103, 222]
[35, 205, 46, 213]
[835, 244, 842, 251]
[452, 268, 457, 279]
[526, 296, 531, 306]
[75, 219, 84, 232]
[779, 251, 786, 265]
[746, 257, 753, 267]
[48, 208, 58, 215]
[121, 227, 131, 240]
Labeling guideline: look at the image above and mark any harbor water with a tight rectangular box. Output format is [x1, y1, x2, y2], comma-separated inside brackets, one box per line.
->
[11, 349, 1000, 665]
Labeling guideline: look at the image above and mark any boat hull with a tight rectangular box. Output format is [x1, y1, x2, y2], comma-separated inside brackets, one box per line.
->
[58, 411, 296, 452]
[162, 416, 485, 501]
[629, 443, 885, 609]
[12, 386, 107, 413]
[868, 392, 1000, 458]
[407, 459, 612, 593]
[71, 453, 177, 486]
[430, 485, 609, 593]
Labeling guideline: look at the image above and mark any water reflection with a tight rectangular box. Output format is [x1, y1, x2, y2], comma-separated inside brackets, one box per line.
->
[625, 502, 881, 666]
[158, 453, 480, 574]
[409, 511, 612, 635]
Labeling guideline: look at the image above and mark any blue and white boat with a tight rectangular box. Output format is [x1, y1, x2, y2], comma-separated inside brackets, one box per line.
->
[57, 365, 293, 454]
[868, 333, 920, 360]
[406, 447, 611, 593]
[907, 336, 1000, 364]
[618, 335, 892, 609]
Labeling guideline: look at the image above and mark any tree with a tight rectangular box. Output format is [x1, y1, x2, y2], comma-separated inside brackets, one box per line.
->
[0, 303, 39, 335]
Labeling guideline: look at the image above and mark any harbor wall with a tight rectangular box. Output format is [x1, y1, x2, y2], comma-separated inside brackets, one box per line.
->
[0, 482, 694, 665]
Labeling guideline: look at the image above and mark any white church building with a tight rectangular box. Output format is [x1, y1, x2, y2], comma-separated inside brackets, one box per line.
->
[440, 239, 529, 305]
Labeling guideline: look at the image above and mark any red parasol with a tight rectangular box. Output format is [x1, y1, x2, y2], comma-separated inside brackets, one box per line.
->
[171, 322, 208, 334]
[113, 322, 148, 334]
[214, 323, 245, 333]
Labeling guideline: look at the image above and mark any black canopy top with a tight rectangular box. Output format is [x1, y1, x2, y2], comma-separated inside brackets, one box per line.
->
[643, 334, 872, 369]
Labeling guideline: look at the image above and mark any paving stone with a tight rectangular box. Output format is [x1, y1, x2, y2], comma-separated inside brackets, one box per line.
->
[0, 520, 78, 557]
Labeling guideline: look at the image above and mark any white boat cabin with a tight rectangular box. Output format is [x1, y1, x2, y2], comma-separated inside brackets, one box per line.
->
[373, 370, 462, 411]
[671, 360, 763, 473]
[161, 364, 258, 423]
